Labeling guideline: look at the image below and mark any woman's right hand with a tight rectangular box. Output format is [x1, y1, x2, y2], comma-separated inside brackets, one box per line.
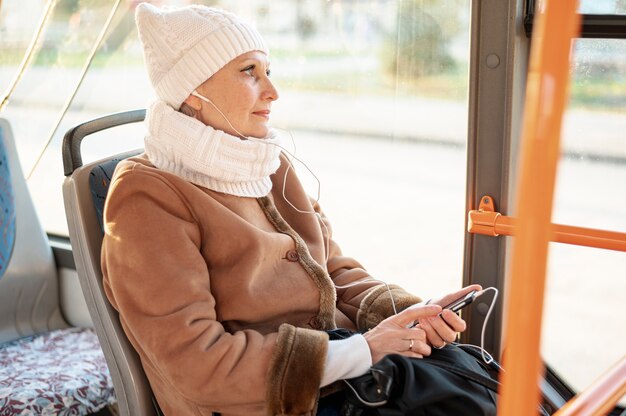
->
[362, 304, 442, 364]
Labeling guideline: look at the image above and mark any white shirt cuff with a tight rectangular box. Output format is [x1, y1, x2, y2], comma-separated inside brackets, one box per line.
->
[320, 334, 372, 387]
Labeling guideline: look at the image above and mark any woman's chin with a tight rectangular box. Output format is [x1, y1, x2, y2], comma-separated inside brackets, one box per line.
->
[248, 126, 270, 139]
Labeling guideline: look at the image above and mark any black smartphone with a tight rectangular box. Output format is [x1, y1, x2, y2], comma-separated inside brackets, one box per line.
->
[408, 290, 482, 328]
[442, 290, 480, 313]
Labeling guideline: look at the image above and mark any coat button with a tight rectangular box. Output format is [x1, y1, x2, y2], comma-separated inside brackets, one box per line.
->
[284, 250, 299, 262]
[309, 317, 322, 329]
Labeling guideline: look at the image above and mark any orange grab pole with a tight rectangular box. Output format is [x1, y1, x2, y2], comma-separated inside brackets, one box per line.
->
[498, 1, 580, 416]
[553, 356, 626, 416]
[468, 196, 626, 252]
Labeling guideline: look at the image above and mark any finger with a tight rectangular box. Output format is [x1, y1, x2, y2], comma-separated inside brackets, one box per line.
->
[454, 284, 482, 296]
[402, 351, 424, 359]
[440, 309, 467, 332]
[465, 283, 483, 293]
[410, 341, 432, 357]
[416, 317, 446, 347]
[438, 284, 483, 307]
[427, 315, 458, 344]
[406, 327, 427, 343]
[384, 335, 413, 354]
[397, 335, 430, 357]
[394, 304, 442, 326]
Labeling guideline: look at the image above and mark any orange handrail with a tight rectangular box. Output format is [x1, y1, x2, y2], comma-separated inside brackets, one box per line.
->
[468, 195, 626, 252]
[498, 1, 580, 415]
[553, 356, 626, 416]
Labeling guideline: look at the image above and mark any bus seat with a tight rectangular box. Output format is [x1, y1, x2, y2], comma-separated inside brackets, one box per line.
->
[0, 118, 116, 414]
[62, 109, 162, 416]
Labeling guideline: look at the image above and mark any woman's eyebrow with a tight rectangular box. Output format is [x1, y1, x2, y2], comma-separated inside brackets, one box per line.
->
[237, 58, 270, 68]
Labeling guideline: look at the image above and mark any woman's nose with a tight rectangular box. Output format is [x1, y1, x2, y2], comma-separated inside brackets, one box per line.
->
[262, 78, 279, 102]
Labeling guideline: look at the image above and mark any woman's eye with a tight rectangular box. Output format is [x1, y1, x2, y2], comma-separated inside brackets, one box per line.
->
[241, 64, 270, 78]
[242, 65, 255, 76]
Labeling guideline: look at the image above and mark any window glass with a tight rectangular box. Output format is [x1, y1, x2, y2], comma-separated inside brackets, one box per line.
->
[0, 0, 140, 234]
[0, 1, 44, 88]
[542, 38, 626, 404]
[23, 1, 152, 235]
[3, 0, 470, 297]
[1, 1, 119, 166]
[221, 0, 471, 297]
[579, 0, 626, 14]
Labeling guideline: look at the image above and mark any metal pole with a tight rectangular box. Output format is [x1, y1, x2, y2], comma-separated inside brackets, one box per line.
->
[498, 0, 580, 415]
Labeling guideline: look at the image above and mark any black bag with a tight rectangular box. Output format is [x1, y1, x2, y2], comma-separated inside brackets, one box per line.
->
[322, 327, 551, 416]
[341, 343, 499, 416]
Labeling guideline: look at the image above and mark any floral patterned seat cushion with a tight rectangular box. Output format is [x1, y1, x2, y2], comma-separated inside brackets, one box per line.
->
[0, 327, 116, 415]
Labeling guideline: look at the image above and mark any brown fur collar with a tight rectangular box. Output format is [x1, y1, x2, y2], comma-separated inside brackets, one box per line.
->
[356, 284, 421, 330]
[267, 324, 328, 415]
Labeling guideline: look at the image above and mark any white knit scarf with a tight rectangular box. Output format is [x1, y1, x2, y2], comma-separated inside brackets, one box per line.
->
[144, 100, 282, 197]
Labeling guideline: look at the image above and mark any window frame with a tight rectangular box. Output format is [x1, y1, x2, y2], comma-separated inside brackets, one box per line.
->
[465, 0, 626, 413]
[462, 0, 529, 357]
[524, 0, 626, 39]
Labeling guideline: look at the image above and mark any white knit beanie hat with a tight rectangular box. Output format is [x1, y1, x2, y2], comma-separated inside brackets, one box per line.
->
[135, 3, 269, 110]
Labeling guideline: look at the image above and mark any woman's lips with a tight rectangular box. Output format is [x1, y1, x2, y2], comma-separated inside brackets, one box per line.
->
[252, 110, 270, 119]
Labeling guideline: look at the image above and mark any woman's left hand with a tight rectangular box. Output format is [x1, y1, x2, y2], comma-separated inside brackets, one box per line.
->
[413, 284, 482, 349]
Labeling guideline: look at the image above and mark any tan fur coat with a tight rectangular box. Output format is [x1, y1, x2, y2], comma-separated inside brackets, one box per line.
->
[102, 154, 420, 415]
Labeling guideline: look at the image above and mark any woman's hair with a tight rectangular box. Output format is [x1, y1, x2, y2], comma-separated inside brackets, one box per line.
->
[179, 102, 198, 118]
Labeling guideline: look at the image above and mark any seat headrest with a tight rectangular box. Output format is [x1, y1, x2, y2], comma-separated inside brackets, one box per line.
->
[89, 158, 127, 234]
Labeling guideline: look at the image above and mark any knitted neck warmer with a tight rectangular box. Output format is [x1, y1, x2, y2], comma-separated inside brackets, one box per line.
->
[144, 100, 281, 197]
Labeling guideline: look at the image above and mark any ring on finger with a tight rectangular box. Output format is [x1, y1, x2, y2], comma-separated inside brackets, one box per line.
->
[434, 341, 446, 349]
[408, 339, 414, 351]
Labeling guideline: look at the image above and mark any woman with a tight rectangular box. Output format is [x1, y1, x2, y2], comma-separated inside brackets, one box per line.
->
[102, 3, 479, 415]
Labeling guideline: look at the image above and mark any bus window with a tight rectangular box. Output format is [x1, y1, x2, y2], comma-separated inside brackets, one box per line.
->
[5, 0, 472, 298]
[0, 3, 42, 89]
[541, 37, 626, 406]
[1, 1, 150, 235]
[211, 0, 471, 297]
[579, 0, 626, 14]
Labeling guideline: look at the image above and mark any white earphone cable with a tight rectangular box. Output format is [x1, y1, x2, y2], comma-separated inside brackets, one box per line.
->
[190, 91, 499, 366]
[456, 287, 499, 365]
[191, 90, 329, 261]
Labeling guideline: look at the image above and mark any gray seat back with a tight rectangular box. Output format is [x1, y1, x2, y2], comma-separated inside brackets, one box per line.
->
[0, 118, 67, 344]
[61, 109, 160, 416]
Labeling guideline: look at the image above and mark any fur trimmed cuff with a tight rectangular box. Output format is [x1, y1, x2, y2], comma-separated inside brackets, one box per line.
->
[267, 324, 329, 415]
[356, 284, 421, 331]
